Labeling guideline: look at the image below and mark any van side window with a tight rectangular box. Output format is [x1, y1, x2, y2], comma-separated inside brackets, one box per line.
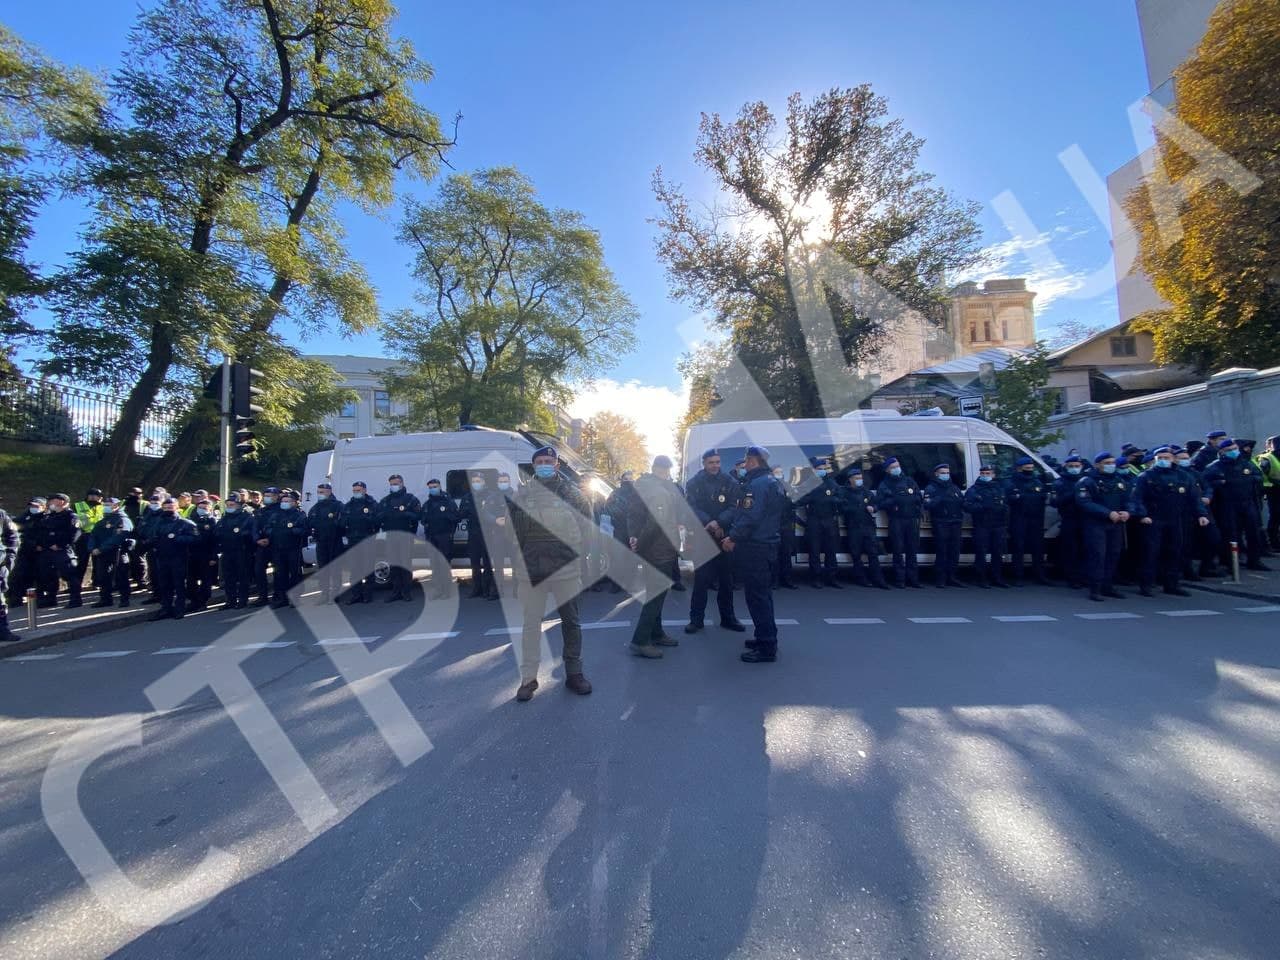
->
[976, 442, 1025, 480]
[837, 443, 966, 490]
[446, 469, 499, 499]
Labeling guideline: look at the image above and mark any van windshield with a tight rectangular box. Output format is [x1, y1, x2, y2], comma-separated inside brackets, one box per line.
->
[522, 431, 591, 476]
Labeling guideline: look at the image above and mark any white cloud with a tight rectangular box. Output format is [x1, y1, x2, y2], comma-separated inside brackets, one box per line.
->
[962, 225, 1098, 312]
[567, 378, 690, 459]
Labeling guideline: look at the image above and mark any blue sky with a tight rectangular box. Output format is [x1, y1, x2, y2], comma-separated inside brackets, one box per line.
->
[8, 0, 1152, 450]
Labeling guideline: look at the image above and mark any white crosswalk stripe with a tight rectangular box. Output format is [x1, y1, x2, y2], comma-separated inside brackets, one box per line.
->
[395, 631, 460, 641]
[1157, 609, 1222, 617]
[317, 636, 382, 646]
[77, 650, 136, 659]
[234, 641, 295, 650]
[1076, 612, 1142, 620]
[1238, 605, 1280, 613]
[993, 615, 1057, 622]
[5, 653, 64, 662]
[909, 617, 971, 624]
[824, 617, 886, 625]
[152, 646, 208, 655]
[580, 621, 632, 631]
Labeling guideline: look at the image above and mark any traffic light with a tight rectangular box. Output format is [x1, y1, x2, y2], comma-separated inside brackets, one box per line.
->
[230, 363, 264, 460]
[234, 418, 256, 458]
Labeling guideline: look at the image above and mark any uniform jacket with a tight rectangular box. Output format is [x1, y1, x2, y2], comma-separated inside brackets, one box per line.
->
[1202, 455, 1264, 506]
[307, 496, 345, 542]
[511, 477, 592, 583]
[923, 479, 965, 524]
[1074, 472, 1133, 523]
[379, 490, 422, 533]
[1052, 473, 1085, 520]
[725, 468, 784, 544]
[421, 492, 461, 536]
[604, 483, 635, 539]
[684, 469, 739, 528]
[343, 495, 381, 541]
[87, 511, 134, 555]
[260, 507, 307, 550]
[136, 506, 165, 545]
[840, 482, 879, 530]
[1129, 467, 1208, 523]
[626, 472, 683, 565]
[151, 513, 199, 558]
[0, 510, 17, 570]
[876, 473, 924, 520]
[963, 480, 1010, 526]
[798, 476, 843, 526]
[215, 510, 258, 554]
[13, 511, 42, 558]
[34, 509, 80, 556]
[1007, 472, 1049, 518]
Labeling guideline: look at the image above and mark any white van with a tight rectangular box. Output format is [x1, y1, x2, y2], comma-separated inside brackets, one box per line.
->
[681, 412, 1059, 565]
[299, 426, 609, 581]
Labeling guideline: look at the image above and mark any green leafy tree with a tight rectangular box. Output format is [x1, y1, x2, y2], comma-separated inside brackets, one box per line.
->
[987, 343, 1063, 451]
[384, 167, 637, 430]
[654, 87, 981, 419]
[39, 0, 453, 488]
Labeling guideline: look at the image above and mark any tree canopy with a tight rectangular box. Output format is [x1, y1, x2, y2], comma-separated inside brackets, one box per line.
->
[579, 412, 650, 480]
[987, 343, 1063, 451]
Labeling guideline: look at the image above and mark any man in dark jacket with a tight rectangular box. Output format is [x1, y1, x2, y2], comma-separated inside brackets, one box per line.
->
[798, 455, 843, 589]
[1075, 452, 1132, 601]
[307, 482, 346, 602]
[149, 497, 198, 619]
[604, 472, 636, 594]
[87, 497, 134, 608]
[840, 467, 888, 589]
[1130, 446, 1210, 596]
[421, 477, 460, 599]
[6, 497, 43, 609]
[122, 487, 146, 587]
[380, 473, 422, 601]
[876, 456, 924, 589]
[1203, 437, 1270, 571]
[683, 448, 744, 633]
[1007, 456, 1050, 585]
[342, 481, 381, 604]
[722, 446, 785, 664]
[250, 486, 282, 605]
[1052, 455, 1087, 587]
[0, 506, 19, 642]
[772, 466, 799, 589]
[509, 445, 594, 702]
[215, 494, 257, 609]
[457, 472, 496, 599]
[963, 463, 1011, 588]
[35, 493, 81, 608]
[626, 456, 683, 659]
[259, 491, 307, 608]
[923, 463, 965, 588]
[185, 497, 220, 611]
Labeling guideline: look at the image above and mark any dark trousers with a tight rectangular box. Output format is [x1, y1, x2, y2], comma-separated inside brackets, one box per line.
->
[932, 521, 961, 585]
[314, 536, 343, 597]
[632, 562, 670, 646]
[7, 552, 37, 606]
[129, 548, 145, 587]
[734, 542, 777, 648]
[253, 544, 271, 601]
[490, 532, 517, 595]
[94, 549, 131, 603]
[186, 549, 217, 608]
[1010, 511, 1046, 581]
[1215, 499, 1264, 566]
[221, 548, 252, 606]
[972, 524, 1008, 585]
[345, 535, 374, 601]
[467, 534, 492, 594]
[1266, 488, 1280, 546]
[775, 526, 795, 585]
[36, 550, 80, 605]
[426, 532, 454, 595]
[144, 546, 159, 596]
[1084, 522, 1124, 593]
[270, 546, 298, 602]
[154, 554, 187, 616]
[386, 532, 414, 596]
[1058, 514, 1085, 586]
[846, 526, 885, 585]
[805, 520, 839, 580]
[690, 549, 736, 626]
[887, 517, 920, 586]
[1141, 521, 1184, 590]
[75, 539, 93, 588]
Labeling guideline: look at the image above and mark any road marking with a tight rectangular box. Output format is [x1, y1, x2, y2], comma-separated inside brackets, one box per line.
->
[153, 646, 208, 655]
[1238, 605, 1280, 613]
[234, 641, 295, 650]
[775, 618, 800, 625]
[619, 705, 634, 721]
[909, 617, 971, 624]
[77, 650, 135, 659]
[486, 621, 559, 636]
[5, 653, 64, 662]
[317, 636, 382, 646]
[993, 615, 1057, 622]
[825, 617, 886, 625]
[1075, 612, 1142, 620]
[580, 621, 631, 631]
[1157, 609, 1222, 617]
[662, 620, 686, 626]
[396, 631, 460, 641]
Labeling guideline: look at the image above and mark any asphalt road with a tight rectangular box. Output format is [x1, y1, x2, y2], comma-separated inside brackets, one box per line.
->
[2, 576, 1279, 960]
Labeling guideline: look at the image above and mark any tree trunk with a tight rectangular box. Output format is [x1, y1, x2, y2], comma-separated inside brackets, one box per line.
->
[100, 323, 174, 491]
[779, 270, 823, 418]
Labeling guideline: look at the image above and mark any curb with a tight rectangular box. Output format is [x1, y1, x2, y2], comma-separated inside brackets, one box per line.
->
[1184, 581, 1280, 604]
[0, 607, 156, 659]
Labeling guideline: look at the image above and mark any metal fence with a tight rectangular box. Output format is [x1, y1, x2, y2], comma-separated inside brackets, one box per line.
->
[0, 376, 180, 457]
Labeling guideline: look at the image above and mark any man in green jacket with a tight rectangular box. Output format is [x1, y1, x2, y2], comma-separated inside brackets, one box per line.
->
[73, 487, 105, 594]
[625, 455, 683, 659]
[510, 445, 593, 702]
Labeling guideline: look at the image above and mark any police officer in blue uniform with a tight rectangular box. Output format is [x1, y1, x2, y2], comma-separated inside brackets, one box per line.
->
[924, 462, 965, 588]
[185, 497, 219, 612]
[1007, 455, 1050, 585]
[1130, 446, 1210, 597]
[251, 486, 282, 605]
[1203, 437, 1270, 572]
[307, 481, 345, 602]
[1192, 430, 1228, 472]
[721, 445, 784, 663]
[1052, 455, 1087, 588]
[87, 497, 134, 608]
[261, 491, 307, 608]
[839, 466, 888, 589]
[215, 494, 257, 608]
[964, 463, 1011, 588]
[798, 455, 842, 589]
[683, 448, 744, 633]
[149, 497, 198, 619]
[421, 477, 460, 599]
[35, 494, 81, 608]
[458, 471, 497, 599]
[380, 473, 422, 601]
[342, 481, 381, 604]
[772, 465, 799, 589]
[1075, 452, 1131, 601]
[876, 456, 924, 589]
[5, 497, 43, 611]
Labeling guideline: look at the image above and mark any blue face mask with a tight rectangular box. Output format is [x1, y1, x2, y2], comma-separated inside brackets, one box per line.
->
[1066, 466, 1081, 476]
[888, 467, 902, 477]
[1224, 449, 1240, 459]
[736, 468, 747, 478]
[815, 469, 827, 478]
[853, 478, 863, 487]
[428, 487, 441, 497]
[936, 473, 950, 482]
[534, 464, 556, 480]
[1176, 459, 1191, 469]
[1101, 463, 1117, 474]
[977, 474, 992, 483]
[280, 502, 294, 511]
[498, 481, 511, 491]
[1155, 458, 1173, 469]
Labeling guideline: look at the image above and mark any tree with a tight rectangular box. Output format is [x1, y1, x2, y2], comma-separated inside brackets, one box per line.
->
[580, 411, 649, 479]
[986, 343, 1063, 451]
[653, 88, 981, 419]
[37, 0, 454, 489]
[384, 167, 637, 431]
[1124, 0, 1280, 372]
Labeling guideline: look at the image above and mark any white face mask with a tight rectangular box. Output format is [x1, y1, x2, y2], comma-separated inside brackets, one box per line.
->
[196, 508, 209, 516]
[889, 467, 902, 477]
[226, 504, 239, 513]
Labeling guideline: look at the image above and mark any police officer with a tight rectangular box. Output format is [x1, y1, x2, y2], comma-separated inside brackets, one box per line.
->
[1007, 455, 1050, 585]
[1075, 452, 1131, 601]
[1130, 446, 1210, 597]
[379, 473, 421, 601]
[509, 445, 594, 701]
[798, 456, 842, 589]
[683, 448, 744, 633]
[1052, 455, 1087, 588]
[772, 465, 799, 589]
[251, 486, 282, 605]
[490, 471, 521, 599]
[149, 497, 198, 619]
[1192, 430, 1228, 472]
[876, 456, 924, 589]
[216, 493, 256, 609]
[604, 472, 635, 594]
[259, 491, 307, 607]
[1202, 437, 1270, 571]
[924, 462, 965, 588]
[35, 494, 81, 608]
[840, 466, 888, 589]
[183, 497, 219, 612]
[0, 505, 19, 642]
[6, 497, 44, 608]
[136, 492, 165, 603]
[963, 463, 1010, 588]
[307, 481, 345, 603]
[73, 487, 105, 593]
[721, 446, 784, 664]
[626, 455, 683, 659]
[1259, 436, 1280, 549]
[421, 477, 460, 599]
[342, 481, 381, 604]
[87, 497, 133, 608]
[457, 471, 495, 600]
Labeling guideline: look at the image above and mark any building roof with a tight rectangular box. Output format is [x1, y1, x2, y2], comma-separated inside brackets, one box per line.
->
[1044, 321, 1132, 363]
[305, 354, 404, 374]
[914, 347, 1031, 376]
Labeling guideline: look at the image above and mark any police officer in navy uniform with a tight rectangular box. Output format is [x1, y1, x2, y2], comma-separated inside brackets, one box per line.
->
[260, 491, 307, 608]
[1192, 430, 1228, 472]
[1075, 452, 1131, 601]
[7, 497, 44, 609]
[840, 466, 889, 589]
[1130, 446, 1210, 597]
[421, 477, 460, 599]
[87, 497, 134, 608]
[491, 472, 521, 599]
[924, 462, 965, 588]
[307, 482, 345, 603]
[1202, 437, 1270, 571]
[876, 456, 924, 589]
[458, 472, 496, 599]
[0, 505, 19, 642]
[149, 497, 198, 619]
[798, 455, 843, 589]
[1007, 455, 1050, 585]
[251, 486, 282, 605]
[185, 497, 219, 612]
[720, 445, 784, 663]
[1052, 455, 1087, 588]
[35, 494, 81, 608]
[380, 473, 422, 601]
[215, 493, 257, 608]
[963, 463, 1011, 588]
[683, 448, 744, 633]
[342, 481, 381, 604]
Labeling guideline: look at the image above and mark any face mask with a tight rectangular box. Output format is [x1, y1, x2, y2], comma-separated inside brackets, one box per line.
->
[853, 478, 863, 487]
[196, 508, 209, 516]
[29, 507, 41, 514]
[889, 467, 902, 478]
[815, 469, 828, 478]
[163, 509, 176, 517]
[1224, 449, 1240, 460]
[1155, 459, 1173, 469]
[498, 481, 511, 491]
[352, 491, 364, 499]
[281, 502, 294, 511]
[978, 475, 992, 483]
[1066, 467, 1081, 476]
[318, 491, 330, 499]
[263, 496, 276, 505]
[736, 468, 747, 478]
[226, 504, 239, 513]
[470, 481, 484, 491]
[1176, 459, 1191, 469]
[428, 487, 441, 497]
[147, 503, 160, 512]
[534, 464, 556, 480]
[1101, 464, 1117, 474]
[772, 471, 783, 480]
[390, 484, 403, 493]
[936, 473, 950, 482]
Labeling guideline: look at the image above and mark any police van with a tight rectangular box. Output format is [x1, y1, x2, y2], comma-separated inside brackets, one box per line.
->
[299, 426, 609, 584]
[681, 411, 1059, 565]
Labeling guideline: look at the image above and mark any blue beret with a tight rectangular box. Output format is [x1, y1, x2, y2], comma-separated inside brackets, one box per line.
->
[532, 445, 557, 460]
[701, 448, 719, 460]
[1063, 455, 1083, 464]
[226, 493, 240, 502]
[745, 445, 770, 460]
[1142, 453, 1155, 464]
[1208, 430, 1227, 439]
[934, 463, 951, 472]
[1015, 455, 1034, 467]
[1218, 438, 1237, 450]
[29, 496, 47, 505]
[653, 455, 673, 468]
[883, 456, 899, 467]
[49, 492, 70, 502]
[1120, 443, 1136, 453]
[809, 455, 831, 468]
[351, 480, 366, 488]
[1152, 446, 1169, 455]
[1094, 451, 1114, 463]
[162, 497, 177, 505]
[1169, 445, 1184, 453]
[847, 465, 862, 475]
[427, 478, 441, 486]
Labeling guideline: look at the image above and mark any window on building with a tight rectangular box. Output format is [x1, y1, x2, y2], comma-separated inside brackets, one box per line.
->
[1045, 387, 1067, 415]
[969, 323, 978, 343]
[339, 399, 357, 418]
[373, 389, 391, 417]
[1110, 335, 1137, 358]
[1001, 318, 1009, 341]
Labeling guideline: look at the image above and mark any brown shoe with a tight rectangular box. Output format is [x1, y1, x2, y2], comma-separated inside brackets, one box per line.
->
[516, 679, 538, 702]
[653, 634, 679, 647]
[565, 673, 593, 695]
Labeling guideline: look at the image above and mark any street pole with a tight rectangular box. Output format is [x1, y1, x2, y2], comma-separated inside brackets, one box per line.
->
[219, 354, 232, 503]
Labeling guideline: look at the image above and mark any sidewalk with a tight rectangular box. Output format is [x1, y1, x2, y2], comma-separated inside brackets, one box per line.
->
[2, 587, 156, 658]
[1186, 565, 1280, 604]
